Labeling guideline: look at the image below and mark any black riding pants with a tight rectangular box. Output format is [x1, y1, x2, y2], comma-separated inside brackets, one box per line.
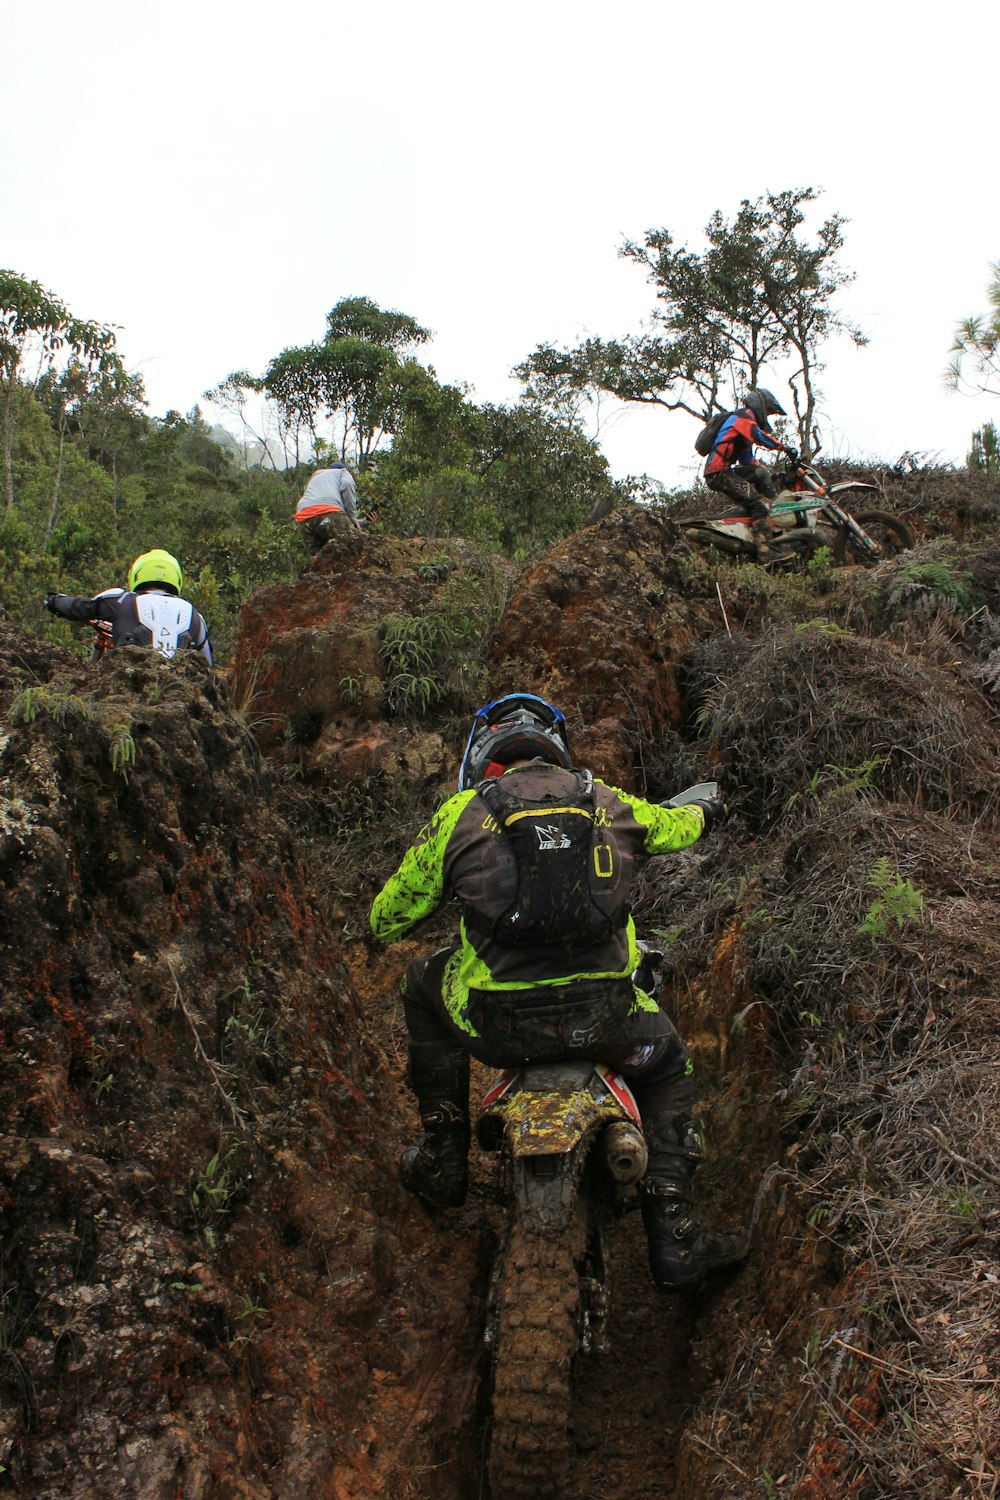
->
[706, 465, 778, 522]
[401, 945, 692, 1096]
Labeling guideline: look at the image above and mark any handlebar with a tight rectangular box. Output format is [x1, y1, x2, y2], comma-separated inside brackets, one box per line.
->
[663, 780, 719, 808]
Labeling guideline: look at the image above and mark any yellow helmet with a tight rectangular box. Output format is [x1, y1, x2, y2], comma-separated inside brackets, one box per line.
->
[129, 549, 183, 595]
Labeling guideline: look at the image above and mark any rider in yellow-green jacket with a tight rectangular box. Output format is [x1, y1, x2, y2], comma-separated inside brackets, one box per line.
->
[370, 693, 744, 1291]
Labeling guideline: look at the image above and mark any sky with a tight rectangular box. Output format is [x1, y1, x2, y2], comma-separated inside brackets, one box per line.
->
[3, 0, 997, 489]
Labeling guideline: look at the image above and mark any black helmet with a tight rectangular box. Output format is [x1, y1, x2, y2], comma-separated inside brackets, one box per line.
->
[744, 388, 786, 430]
[458, 693, 573, 791]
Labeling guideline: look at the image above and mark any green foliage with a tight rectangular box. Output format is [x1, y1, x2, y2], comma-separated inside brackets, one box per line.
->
[108, 722, 136, 781]
[376, 466, 500, 544]
[857, 856, 925, 943]
[1, 276, 622, 661]
[792, 618, 851, 637]
[8, 685, 91, 726]
[896, 557, 975, 611]
[858, 547, 977, 621]
[1, 269, 124, 511]
[89, 1032, 123, 1099]
[258, 297, 431, 469]
[191, 1146, 238, 1242]
[229, 1286, 268, 1349]
[785, 757, 887, 816]
[968, 421, 1000, 473]
[379, 613, 450, 715]
[378, 561, 510, 718]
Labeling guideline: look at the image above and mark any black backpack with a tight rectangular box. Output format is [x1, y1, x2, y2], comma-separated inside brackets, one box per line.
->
[473, 770, 627, 949]
[694, 410, 729, 457]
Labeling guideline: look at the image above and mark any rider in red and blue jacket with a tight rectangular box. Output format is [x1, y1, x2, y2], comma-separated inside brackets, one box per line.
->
[704, 389, 798, 547]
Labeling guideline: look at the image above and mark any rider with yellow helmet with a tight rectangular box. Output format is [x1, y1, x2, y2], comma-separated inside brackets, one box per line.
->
[45, 549, 213, 664]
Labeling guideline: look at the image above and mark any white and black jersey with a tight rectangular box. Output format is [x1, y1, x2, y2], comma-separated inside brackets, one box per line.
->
[47, 587, 214, 665]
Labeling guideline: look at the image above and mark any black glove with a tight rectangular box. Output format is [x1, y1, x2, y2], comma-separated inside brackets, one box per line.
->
[691, 797, 728, 832]
[784, 447, 800, 466]
[44, 593, 60, 614]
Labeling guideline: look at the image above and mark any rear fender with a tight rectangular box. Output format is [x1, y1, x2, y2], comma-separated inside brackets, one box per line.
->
[682, 516, 755, 543]
[479, 1063, 642, 1235]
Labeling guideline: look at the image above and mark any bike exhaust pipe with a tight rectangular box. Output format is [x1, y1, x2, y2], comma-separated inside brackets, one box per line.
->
[599, 1121, 648, 1184]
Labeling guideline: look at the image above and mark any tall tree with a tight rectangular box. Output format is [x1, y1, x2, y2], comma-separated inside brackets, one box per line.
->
[517, 189, 865, 456]
[212, 297, 431, 471]
[0, 270, 122, 510]
[324, 295, 430, 354]
[947, 262, 1000, 398]
[74, 369, 148, 512]
[968, 421, 1000, 473]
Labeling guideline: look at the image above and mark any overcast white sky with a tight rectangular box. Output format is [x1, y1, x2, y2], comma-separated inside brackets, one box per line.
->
[4, 0, 997, 488]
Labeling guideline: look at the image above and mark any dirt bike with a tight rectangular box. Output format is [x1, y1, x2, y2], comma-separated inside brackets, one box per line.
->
[680, 461, 915, 569]
[479, 782, 716, 1499]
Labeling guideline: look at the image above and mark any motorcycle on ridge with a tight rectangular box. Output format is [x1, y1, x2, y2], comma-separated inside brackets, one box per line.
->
[679, 460, 915, 569]
[480, 782, 719, 1500]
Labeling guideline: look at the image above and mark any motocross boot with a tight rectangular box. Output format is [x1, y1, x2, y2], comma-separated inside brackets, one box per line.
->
[398, 1043, 470, 1209]
[749, 514, 781, 561]
[637, 1082, 747, 1291]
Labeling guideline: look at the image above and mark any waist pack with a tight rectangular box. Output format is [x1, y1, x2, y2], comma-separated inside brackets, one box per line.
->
[465, 977, 636, 1063]
[472, 770, 627, 949]
[694, 410, 728, 457]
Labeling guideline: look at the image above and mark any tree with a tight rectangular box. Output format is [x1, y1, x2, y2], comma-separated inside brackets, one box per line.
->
[213, 297, 433, 473]
[0, 270, 123, 510]
[968, 421, 1000, 473]
[475, 404, 626, 552]
[74, 369, 148, 512]
[947, 263, 1000, 398]
[202, 371, 279, 472]
[263, 337, 405, 468]
[324, 295, 430, 354]
[517, 189, 866, 456]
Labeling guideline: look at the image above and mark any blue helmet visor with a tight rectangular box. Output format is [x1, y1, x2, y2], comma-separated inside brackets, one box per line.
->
[458, 693, 567, 791]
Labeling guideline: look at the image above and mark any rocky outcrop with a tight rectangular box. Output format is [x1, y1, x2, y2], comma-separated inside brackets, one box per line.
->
[230, 509, 716, 798]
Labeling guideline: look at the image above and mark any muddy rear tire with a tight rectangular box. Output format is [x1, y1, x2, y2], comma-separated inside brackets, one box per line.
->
[833, 510, 914, 568]
[488, 1217, 585, 1499]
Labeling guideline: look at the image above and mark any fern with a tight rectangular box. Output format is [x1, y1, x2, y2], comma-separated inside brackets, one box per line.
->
[857, 857, 925, 943]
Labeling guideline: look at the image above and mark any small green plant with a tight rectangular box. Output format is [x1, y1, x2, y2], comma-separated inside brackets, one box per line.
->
[857, 856, 925, 943]
[380, 612, 452, 717]
[8, 686, 91, 727]
[943, 1187, 979, 1221]
[223, 981, 273, 1069]
[785, 757, 887, 815]
[88, 1033, 123, 1099]
[191, 1146, 238, 1242]
[805, 544, 835, 582]
[894, 556, 974, 612]
[229, 1285, 268, 1349]
[792, 618, 851, 637]
[108, 723, 136, 781]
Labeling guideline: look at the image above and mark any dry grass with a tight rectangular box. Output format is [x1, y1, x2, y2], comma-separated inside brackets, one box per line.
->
[634, 616, 1000, 1496]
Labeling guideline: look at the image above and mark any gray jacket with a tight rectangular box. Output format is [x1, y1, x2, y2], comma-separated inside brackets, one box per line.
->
[295, 464, 359, 524]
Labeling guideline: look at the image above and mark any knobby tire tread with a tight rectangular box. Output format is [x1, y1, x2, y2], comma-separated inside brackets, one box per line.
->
[833, 509, 914, 567]
[488, 1216, 586, 1499]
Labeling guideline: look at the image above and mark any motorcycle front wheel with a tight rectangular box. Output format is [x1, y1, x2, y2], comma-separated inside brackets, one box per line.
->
[488, 1213, 587, 1499]
[833, 510, 915, 568]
